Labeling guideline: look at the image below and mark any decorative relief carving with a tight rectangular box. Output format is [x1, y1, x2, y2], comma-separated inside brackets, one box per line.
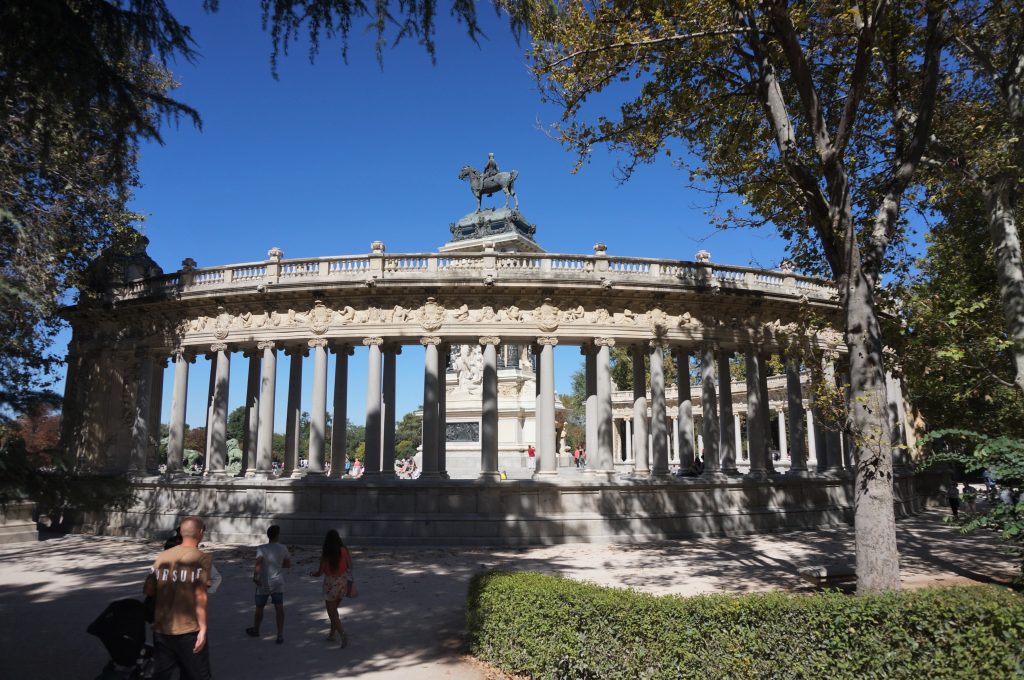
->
[535, 298, 560, 332]
[479, 336, 501, 346]
[308, 338, 329, 349]
[419, 297, 445, 331]
[308, 300, 331, 335]
[210, 343, 228, 353]
[419, 336, 442, 346]
[213, 307, 231, 339]
[594, 337, 616, 348]
[537, 336, 558, 346]
[561, 305, 585, 322]
[453, 345, 484, 395]
[362, 337, 384, 346]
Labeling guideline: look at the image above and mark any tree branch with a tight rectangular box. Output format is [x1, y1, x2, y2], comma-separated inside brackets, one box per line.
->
[543, 27, 753, 70]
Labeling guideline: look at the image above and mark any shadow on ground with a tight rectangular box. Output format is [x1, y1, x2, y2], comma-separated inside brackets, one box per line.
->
[0, 510, 1016, 679]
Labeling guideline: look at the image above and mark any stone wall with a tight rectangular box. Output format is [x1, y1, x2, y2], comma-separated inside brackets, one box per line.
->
[79, 473, 930, 547]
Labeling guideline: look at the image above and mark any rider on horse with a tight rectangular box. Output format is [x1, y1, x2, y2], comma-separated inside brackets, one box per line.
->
[483, 153, 499, 186]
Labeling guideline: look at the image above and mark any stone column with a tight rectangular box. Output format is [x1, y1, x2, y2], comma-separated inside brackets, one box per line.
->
[583, 345, 598, 470]
[203, 354, 217, 463]
[699, 343, 720, 477]
[480, 337, 501, 480]
[745, 347, 767, 479]
[329, 344, 352, 478]
[206, 343, 230, 476]
[242, 350, 260, 477]
[255, 341, 277, 476]
[758, 353, 774, 474]
[594, 338, 616, 479]
[717, 350, 737, 474]
[806, 409, 819, 471]
[363, 337, 384, 478]
[534, 337, 558, 477]
[283, 345, 306, 477]
[777, 408, 788, 461]
[822, 356, 843, 472]
[130, 351, 154, 474]
[650, 341, 669, 477]
[625, 418, 633, 462]
[167, 348, 192, 474]
[381, 343, 401, 479]
[631, 344, 650, 475]
[438, 343, 449, 479]
[307, 338, 329, 475]
[674, 348, 695, 470]
[420, 336, 441, 479]
[785, 351, 808, 474]
[146, 359, 166, 471]
[886, 370, 911, 472]
[732, 414, 742, 460]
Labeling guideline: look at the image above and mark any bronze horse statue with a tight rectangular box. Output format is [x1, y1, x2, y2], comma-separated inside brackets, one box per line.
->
[458, 165, 519, 212]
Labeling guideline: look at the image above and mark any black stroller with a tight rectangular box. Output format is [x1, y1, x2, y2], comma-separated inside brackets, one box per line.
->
[87, 598, 153, 679]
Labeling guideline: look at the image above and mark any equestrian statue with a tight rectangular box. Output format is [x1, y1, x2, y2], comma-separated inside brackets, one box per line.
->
[459, 153, 519, 212]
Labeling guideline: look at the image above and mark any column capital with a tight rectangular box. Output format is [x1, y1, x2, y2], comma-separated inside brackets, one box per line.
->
[210, 342, 229, 353]
[256, 340, 276, 351]
[383, 342, 403, 355]
[329, 342, 354, 356]
[363, 336, 384, 347]
[537, 336, 558, 346]
[649, 337, 668, 350]
[284, 345, 309, 357]
[171, 347, 196, 363]
[671, 345, 692, 358]
[308, 338, 329, 349]
[479, 336, 501, 346]
[594, 337, 616, 348]
[419, 336, 442, 346]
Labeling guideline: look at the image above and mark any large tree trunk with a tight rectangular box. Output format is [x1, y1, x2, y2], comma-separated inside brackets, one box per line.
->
[983, 180, 1024, 394]
[845, 264, 901, 593]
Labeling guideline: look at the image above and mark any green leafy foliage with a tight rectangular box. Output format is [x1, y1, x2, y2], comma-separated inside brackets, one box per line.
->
[467, 571, 1024, 679]
[891, 195, 1024, 438]
[918, 428, 1024, 580]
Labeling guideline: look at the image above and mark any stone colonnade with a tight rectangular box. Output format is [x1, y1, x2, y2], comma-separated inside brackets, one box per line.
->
[128, 333, 911, 481]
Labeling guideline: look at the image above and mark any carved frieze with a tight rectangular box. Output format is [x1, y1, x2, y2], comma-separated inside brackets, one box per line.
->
[535, 298, 560, 332]
[308, 301, 331, 335]
[420, 297, 445, 331]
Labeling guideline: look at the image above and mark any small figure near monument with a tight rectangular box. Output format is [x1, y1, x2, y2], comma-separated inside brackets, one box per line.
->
[459, 154, 519, 212]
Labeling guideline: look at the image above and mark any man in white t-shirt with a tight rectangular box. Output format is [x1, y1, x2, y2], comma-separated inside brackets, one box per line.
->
[245, 525, 291, 644]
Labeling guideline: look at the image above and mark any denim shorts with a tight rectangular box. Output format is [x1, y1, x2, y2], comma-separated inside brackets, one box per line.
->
[255, 591, 284, 607]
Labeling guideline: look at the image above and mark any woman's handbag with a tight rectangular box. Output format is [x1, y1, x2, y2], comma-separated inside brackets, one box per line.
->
[345, 574, 359, 598]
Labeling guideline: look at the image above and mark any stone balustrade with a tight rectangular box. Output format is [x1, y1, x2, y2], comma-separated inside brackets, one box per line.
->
[104, 250, 835, 304]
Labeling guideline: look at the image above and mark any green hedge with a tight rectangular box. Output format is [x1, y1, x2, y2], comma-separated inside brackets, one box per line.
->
[466, 571, 1024, 679]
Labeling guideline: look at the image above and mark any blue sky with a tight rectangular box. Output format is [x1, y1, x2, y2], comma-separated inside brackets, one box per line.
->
[63, 3, 796, 431]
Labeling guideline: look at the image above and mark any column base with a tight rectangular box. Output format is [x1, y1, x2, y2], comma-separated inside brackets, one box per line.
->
[785, 468, 813, 478]
[250, 471, 274, 480]
[304, 470, 327, 477]
[477, 472, 502, 482]
[585, 470, 617, 482]
[532, 470, 559, 480]
[699, 471, 730, 482]
[744, 469, 770, 481]
[721, 467, 740, 476]
[418, 472, 445, 481]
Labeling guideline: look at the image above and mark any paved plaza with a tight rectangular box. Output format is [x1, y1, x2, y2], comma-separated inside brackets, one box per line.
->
[0, 509, 1017, 679]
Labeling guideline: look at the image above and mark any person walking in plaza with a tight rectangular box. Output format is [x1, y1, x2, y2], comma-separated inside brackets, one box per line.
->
[246, 525, 291, 644]
[311, 529, 353, 647]
[144, 515, 213, 680]
[948, 482, 961, 519]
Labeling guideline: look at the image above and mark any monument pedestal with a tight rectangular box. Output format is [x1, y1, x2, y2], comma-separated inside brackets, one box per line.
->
[441, 208, 542, 254]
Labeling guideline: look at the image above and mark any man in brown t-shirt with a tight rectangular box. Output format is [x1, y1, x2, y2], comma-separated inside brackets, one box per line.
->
[144, 515, 213, 680]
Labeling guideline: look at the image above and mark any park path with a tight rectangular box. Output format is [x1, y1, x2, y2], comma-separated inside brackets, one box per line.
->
[0, 509, 1016, 679]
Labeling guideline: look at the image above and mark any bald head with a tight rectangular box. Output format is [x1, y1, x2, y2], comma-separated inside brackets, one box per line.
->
[179, 516, 204, 545]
